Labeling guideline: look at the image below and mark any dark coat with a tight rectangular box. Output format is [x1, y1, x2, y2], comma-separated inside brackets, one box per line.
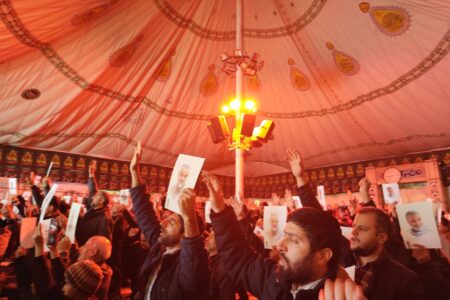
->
[76, 206, 113, 246]
[346, 252, 426, 300]
[130, 184, 210, 300]
[211, 207, 333, 300]
[209, 254, 243, 300]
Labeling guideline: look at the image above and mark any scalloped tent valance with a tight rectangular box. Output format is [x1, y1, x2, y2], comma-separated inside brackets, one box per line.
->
[0, 0, 449, 177]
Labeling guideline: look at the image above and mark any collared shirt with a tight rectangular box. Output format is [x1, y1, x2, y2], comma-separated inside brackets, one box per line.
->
[145, 246, 180, 300]
[290, 278, 323, 299]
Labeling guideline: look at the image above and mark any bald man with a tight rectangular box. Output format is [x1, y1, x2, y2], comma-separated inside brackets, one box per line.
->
[50, 235, 113, 300]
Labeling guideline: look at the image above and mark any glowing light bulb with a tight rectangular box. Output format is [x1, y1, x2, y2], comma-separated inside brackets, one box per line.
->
[221, 105, 230, 114]
[230, 99, 241, 111]
[244, 100, 256, 111]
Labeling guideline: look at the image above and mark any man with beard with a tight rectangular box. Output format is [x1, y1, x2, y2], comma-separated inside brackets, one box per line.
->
[128, 144, 209, 300]
[204, 171, 353, 300]
[347, 207, 426, 299]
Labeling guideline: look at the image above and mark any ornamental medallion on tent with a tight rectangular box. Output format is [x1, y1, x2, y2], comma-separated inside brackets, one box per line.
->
[199, 64, 219, 97]
[359, 2, 411, 36]
[71, 0, 120, 26]
[154, 49, 176, 82]
[288, 58, 310, 91]
[326, 43, 360, 76]
[109, 34, 144, 68]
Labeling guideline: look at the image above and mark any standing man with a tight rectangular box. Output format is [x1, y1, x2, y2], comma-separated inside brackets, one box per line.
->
[76, 161, 113, 246]
[129, 145, 209, 299]
[347, 207, 426, 299]
[205, 171, 357, 300]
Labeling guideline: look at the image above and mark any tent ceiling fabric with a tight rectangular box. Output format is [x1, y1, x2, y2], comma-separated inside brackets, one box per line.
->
[0, 0, 449, 177]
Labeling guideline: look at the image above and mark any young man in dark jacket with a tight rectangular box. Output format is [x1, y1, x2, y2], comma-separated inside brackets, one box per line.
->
[129, 144, 209, 300]
[347, 207, 426, 299]
[204, 171, 351, 300]
[76, 161, 113, 246]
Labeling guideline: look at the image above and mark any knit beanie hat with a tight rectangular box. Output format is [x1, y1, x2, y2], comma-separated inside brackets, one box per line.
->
[65, 260, 103, 296]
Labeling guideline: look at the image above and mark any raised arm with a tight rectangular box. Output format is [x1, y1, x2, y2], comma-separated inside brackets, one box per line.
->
[88, 160, 99, 198]
[177, 188, 210, 295]
[287, 148, 322, 209]
[205, 171, 276, 297]
[129, 143, 161, 245]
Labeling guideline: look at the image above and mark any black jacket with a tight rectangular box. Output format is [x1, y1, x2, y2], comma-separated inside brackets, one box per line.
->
[130, 184, 210, 300]
[346, 251, 426, 300]
[211, 206, 334, 300]
[76, 206, 113, 246]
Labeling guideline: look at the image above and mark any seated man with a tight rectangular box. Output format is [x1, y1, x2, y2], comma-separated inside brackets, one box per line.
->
[128, 144, 209, 299]
[204, 171, 345, 300]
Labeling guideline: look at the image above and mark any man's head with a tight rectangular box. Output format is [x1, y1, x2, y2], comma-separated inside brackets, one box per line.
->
[350, 207, 391, 257]
[205, 230, 218, 256]
[405, 210, 422, 230]
[159, 212, 184, 247]
[90, 191, 109, 210]
[78, 236, 112, 263]
[63, 259, 103, 299]
[45, 196, 61, 217]
[270, 213, 279, 233]
[158, 211, 205, 248]
[277, 208, 341, 285]
[387, 187, 394, 197]
[177, 164, 190, 187]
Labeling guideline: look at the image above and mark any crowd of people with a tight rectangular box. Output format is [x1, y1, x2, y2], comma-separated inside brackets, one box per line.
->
[0, 146, 448, 300]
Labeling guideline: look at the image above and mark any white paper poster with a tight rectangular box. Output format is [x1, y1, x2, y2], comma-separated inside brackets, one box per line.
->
[20, 217, 37, 249]
[345, 265, 356, 281]
[317, 185, 327, 210]
[39, 184, 58, 222]
[165, 154, 205, 214]
[263, 206, 287, 249]
[41, 218, 51, 252]
[382, 183, 401, 204]
[396, 201, 442, 249]
[119, 189, 131, 206]
[341, 226, 353, 241]
[292, 196, 302, 209]
[8, 178, 17, 195]
[66, 203, 82, 244]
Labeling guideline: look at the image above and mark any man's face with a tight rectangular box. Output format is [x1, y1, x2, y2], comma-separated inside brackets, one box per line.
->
[177, 167, 189, 186]
[270, 214, 279, 232]
[78, 239, 94, 261]
[276, 222, 318, 284]
[205, 230, 218, 256]
[91, 192, 105, 208]
[406, 214, 422, 230]
[350, 213, 381, 256]
[387, 187, 394, 197]
[158, 213, 183, 247]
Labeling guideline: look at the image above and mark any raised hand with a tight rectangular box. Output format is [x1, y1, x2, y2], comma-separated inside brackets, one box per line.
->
[284, 189, 294, 210]
[57, 236, 71, 254]
[33, 223, 44, 257]
[88, 160, 97, 178]
[130, 142, 142, 187]
[358, 178, 370, 204]
[411, 244, 431, 264]
[202, 171, 225, 213]
[286, 147, 305, 187]
[178, 188, 200, 237]
[271, 193, 280, 205]
[178, 188, 197, 219]
[319, 279, 367, 300]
